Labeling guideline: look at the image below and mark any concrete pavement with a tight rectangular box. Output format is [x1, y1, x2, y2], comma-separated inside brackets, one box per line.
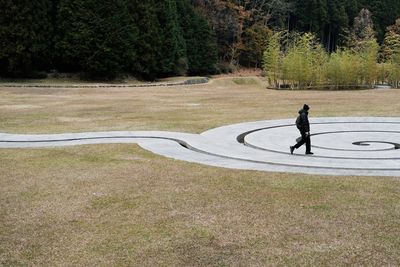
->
[1, 117, 399, 177]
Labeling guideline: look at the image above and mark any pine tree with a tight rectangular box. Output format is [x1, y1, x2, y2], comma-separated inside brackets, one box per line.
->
[176, 0, 217, 75]
[187, 14, 218, 74]
[295, 0, 328, 40]
[55, 0, 137, 79]
[157, 0, 187, 76]
[344, 0, 360, 26]
[0, 0, 53, 77]
[326, 0, 349, 51]
[128, 0, 162, 80]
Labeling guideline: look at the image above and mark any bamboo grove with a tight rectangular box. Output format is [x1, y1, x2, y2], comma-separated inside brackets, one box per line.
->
[263, 11, 400, 89]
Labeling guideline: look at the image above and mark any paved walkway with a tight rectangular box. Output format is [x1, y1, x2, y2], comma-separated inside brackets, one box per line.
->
[1, 117, 400, 177]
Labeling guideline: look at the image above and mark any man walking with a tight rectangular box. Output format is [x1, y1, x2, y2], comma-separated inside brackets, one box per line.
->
[290, 104, 313, 155]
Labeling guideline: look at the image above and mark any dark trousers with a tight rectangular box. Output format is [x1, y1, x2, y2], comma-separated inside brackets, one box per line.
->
[294, 131, 311, 153]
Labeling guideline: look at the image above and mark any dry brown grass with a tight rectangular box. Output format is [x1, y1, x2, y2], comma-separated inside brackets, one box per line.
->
[1, 77, 400, 266]
[1, 77, 400, 134]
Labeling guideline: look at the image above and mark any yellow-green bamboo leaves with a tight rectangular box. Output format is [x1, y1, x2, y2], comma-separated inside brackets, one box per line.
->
[264, 31, 383, 89]
[263, 32, 282, 88]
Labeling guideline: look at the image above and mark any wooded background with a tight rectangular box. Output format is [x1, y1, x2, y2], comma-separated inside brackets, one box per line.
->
[0, 0, 399, 80]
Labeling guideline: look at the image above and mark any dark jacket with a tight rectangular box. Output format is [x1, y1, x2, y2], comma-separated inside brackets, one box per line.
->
[298, 109, 310, 132]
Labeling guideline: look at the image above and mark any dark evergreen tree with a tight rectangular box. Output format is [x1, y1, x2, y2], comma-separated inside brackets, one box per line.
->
[177, 0, 217, 74]
[157, 0, 187, 76]
[295, 0, 328, 39]
[0, 0, 53, 77]
[55, 0, 137, 79]
[128, 0, 162, 80]
[294, 0, 349, 51]
[344, 0, 360, 27]
[325, 0, 349, 51]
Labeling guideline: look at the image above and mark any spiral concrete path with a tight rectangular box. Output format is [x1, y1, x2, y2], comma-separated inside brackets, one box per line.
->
[1, 117, 400, 177]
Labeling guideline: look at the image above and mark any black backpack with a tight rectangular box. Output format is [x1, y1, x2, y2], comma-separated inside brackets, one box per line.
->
[295, 115, 301, 129]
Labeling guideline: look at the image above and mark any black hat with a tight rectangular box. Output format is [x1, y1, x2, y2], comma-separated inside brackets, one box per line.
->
[303, 104, 310, 110]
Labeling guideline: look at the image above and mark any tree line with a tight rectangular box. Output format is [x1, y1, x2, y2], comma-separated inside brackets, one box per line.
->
[1, 0, 400, 80]
[194, 0, 400, 68]
[0, 0, 217, 80]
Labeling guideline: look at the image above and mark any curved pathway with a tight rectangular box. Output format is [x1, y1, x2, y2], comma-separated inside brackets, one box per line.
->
[1, 117, 400, 177]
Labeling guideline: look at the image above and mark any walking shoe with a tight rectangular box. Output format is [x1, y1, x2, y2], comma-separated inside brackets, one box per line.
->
[290, 146, 294, 154]
[305, 152, 314, 155]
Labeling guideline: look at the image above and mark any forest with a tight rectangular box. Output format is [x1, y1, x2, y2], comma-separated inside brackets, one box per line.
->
[0, 0, 399, 81]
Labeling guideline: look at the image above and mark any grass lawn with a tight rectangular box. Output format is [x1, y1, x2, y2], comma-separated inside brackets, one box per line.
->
[1, 77, 400, 266]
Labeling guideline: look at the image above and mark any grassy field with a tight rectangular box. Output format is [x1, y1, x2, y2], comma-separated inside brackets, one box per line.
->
[1, 77, 400, 266]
